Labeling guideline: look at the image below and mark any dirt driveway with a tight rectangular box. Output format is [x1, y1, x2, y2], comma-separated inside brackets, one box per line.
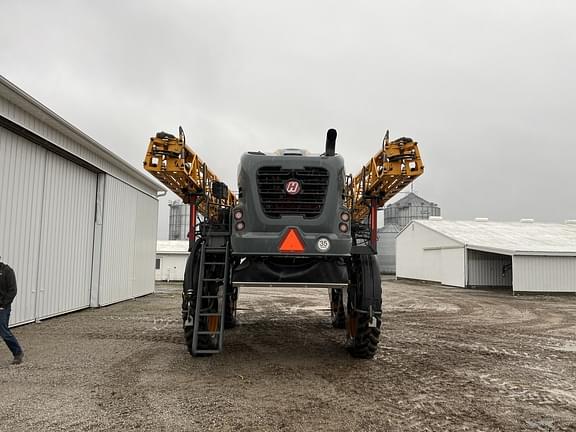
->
[1, 280, 575, 431]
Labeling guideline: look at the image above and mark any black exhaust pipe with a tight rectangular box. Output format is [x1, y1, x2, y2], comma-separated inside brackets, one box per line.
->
[325, 128, 337, 156]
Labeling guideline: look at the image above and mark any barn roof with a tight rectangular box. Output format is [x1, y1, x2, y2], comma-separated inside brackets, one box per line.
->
[409, 220, 576, 256]
[0, 75, 166, 195]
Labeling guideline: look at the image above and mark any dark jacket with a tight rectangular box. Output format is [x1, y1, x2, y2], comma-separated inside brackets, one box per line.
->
[0, 262, 17, 308]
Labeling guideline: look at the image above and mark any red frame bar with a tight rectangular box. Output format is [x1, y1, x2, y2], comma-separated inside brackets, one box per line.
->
[188, 198, 197, 242]
[370, 198, 378, 251]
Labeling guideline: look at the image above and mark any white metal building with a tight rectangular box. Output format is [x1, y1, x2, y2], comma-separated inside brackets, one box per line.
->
[396, 219, 576, 293]
[0, 76, 165, 326]
[155, 241, 189, 281]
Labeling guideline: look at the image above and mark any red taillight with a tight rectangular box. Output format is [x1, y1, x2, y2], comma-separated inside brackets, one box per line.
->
[279, 228, 305, 253]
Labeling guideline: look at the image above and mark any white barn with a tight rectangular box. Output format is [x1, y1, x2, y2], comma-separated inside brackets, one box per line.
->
[0, 76, 165, 326]
[396, 219, 576, 293]
[155, 241, 189, 282]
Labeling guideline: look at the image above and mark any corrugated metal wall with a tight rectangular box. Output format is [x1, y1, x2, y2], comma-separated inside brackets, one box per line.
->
[513, 256, 576, 293]
[97, 176, 156, 305]
[0, 127, 97, 325]
[467, 250, 512, 287]
[133, 192, 158, 297]
[422, 249, 442, 282]
[36, 152, 96, 318]
[1, 79, 160, 327]
[2, 126, 158, 324]
[440, 248, 466, 287]
[98, 177, 137, 305]
[0, 127, 45, 325]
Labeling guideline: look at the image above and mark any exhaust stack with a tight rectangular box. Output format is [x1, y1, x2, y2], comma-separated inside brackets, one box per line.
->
[325, 129, 337, 156]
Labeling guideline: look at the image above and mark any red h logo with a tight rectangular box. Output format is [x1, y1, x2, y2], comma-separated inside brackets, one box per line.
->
[285, 180, 301, 195]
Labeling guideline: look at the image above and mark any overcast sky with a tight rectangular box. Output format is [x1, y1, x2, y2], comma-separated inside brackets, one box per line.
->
[2, 0, 575, 238]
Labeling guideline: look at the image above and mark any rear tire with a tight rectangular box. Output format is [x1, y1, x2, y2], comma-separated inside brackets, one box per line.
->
[345, 255, 382, 359]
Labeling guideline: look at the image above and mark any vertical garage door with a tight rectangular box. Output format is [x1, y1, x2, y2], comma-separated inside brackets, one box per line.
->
[36, 152, 97, 319]
[0, 128, 97, 324]
[423, 249, 441, 282]
[133, 192, 158, 297]
[97, 176, 157, 305]
[0, 128, 45, 326]
[98, 176, 137, 305]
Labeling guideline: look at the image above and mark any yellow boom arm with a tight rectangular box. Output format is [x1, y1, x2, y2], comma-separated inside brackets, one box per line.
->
[347, 134, 424, 222]
[143, 128, 236, 219]
[144, 128, 423, 225]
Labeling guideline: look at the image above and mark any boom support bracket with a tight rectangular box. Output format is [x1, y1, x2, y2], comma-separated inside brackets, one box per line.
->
[143, 128, 237, 223]
[346, 132, 424, 223]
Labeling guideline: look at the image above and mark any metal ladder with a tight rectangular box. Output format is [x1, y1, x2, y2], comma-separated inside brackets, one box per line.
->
[191, 241, 230, 355]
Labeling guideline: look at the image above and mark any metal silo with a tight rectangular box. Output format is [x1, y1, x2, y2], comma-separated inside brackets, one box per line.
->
[383, 192, 441, 228]
[169, 200, 190, 240]
[378, 192, 441, 274]
[377, 225, 401, 274]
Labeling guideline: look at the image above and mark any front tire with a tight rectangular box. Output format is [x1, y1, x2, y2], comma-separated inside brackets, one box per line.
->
[345, 255, 382, 359]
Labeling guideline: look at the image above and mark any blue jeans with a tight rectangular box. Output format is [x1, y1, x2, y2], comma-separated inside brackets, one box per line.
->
[0, 305, 23, 356]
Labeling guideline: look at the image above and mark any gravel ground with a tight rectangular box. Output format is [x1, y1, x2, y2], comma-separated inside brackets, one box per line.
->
[1, 279, 575, 431]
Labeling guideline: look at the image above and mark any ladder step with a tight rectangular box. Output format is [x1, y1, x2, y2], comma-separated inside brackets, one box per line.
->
[194, 349, 222, 354]
[205, 248, 226, 253]
[191, 240, 230, 355]
[205, 232, 231, 237]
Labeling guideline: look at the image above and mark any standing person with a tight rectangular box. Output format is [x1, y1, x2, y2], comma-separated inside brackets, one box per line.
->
[0, 259, 24, 365]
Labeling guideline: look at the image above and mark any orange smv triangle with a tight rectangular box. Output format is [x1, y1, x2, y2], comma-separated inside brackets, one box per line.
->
[279, 228, 305, 253]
